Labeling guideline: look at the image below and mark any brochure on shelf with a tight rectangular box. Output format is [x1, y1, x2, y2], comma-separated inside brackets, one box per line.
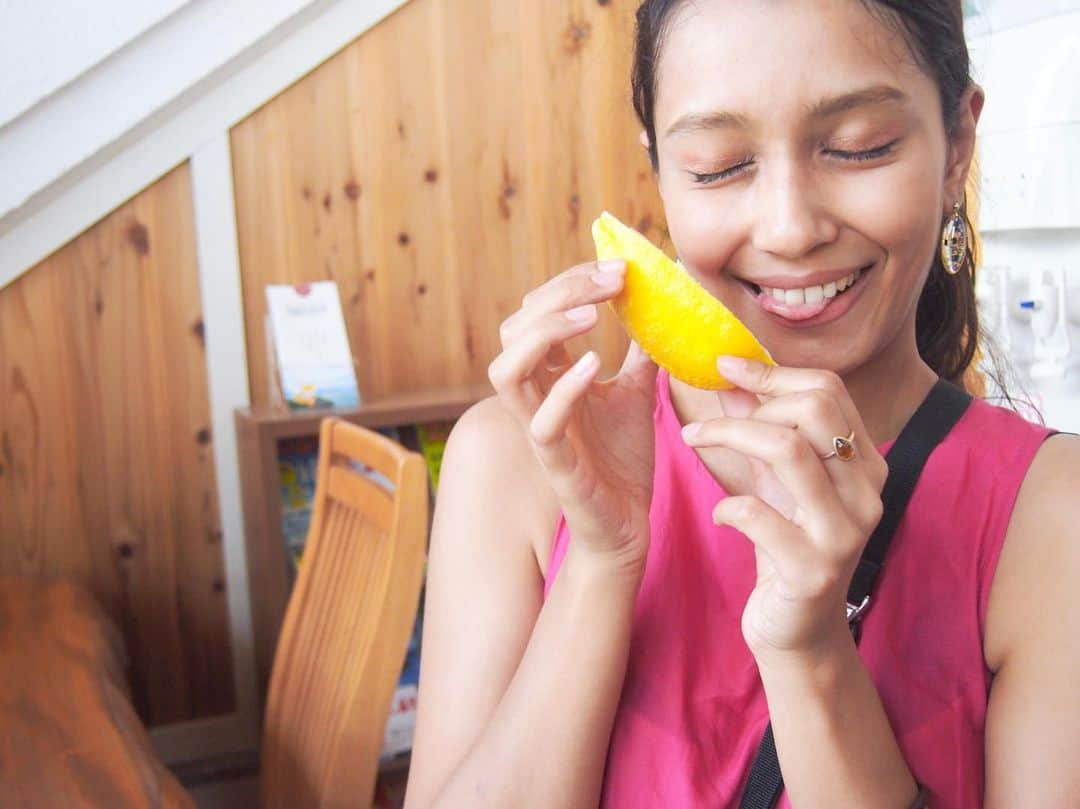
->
[265, 281, 360, 410]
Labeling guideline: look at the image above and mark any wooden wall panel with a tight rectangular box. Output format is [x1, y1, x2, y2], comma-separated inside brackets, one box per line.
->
[231, 0, 665, 407]
[0, 164, 234, 725]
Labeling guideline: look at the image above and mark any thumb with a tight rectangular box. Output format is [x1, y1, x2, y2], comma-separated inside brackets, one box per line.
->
[618, 339, 658, 382]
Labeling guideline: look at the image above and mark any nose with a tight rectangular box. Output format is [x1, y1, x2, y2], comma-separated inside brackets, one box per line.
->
[750, 159, 838, 259]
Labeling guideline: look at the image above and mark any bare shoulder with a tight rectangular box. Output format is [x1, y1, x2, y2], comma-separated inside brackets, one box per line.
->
[444, 395, 563, 573]
[984, 432, 1080, 672]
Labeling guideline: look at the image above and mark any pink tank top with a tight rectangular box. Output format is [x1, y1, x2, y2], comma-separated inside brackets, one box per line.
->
[543, 370, 1054, 808]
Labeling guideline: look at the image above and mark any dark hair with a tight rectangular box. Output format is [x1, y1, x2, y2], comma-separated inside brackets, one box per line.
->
[631, 0, 995, 395]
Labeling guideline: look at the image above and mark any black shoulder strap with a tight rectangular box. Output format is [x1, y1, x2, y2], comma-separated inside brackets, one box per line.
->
[737, 378, 972, 809]
[847, 379, 972, 610]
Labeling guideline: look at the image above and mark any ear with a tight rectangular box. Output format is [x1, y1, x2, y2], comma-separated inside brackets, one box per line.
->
[943, 83, 985, 214]
[639, 128, 663, 196]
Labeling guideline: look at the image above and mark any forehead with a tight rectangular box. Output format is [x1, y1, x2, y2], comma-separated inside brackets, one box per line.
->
[654, 0, 938, 130]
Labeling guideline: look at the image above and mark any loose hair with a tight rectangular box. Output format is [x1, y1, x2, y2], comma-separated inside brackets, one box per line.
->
[631, 0, 1009, 398]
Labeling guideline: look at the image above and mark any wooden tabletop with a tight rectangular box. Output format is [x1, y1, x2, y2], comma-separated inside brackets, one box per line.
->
[0, 577, 195, 809]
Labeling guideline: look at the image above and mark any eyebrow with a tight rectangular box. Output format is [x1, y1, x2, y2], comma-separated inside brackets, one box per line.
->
[663, 84, 910, 140]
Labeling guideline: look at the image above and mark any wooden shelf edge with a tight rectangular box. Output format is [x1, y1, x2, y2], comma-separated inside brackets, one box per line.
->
[236, 383, 493, 440]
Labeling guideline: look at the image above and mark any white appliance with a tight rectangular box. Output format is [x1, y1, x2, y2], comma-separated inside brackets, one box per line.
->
[968, 2, 1080, 433]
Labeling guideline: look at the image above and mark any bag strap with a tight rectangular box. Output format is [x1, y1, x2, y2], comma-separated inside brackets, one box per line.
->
[737, 378, 972, 809]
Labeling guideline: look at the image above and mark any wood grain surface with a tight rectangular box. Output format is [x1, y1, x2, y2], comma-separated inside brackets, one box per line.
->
[0, 164, 234, 725]
[230, 0, 665, 408]
[0, 577, 196, 808]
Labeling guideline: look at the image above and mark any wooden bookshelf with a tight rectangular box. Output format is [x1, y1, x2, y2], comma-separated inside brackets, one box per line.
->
[234, 383, 492, 714]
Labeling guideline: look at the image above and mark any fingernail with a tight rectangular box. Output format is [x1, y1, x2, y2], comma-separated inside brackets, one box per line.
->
[574, 351, 599, 375]
[681, 422, 702, 441]
[566, 304, 596, 322]
[716, 355, 747, 376]
[596, 259, 625, 273]
[591, 270, 622, 286]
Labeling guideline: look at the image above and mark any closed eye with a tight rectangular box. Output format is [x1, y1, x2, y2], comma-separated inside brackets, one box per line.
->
[825, 138, 901, 162]
[688, 159, 754, 185]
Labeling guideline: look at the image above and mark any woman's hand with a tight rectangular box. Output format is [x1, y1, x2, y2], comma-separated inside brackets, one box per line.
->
[487, 259, 659, 576]
[680, 356, 889, 660]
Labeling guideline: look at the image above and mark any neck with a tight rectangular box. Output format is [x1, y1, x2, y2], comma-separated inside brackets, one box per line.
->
[840, 324, 939, 446]
[668, 323, 939, 448]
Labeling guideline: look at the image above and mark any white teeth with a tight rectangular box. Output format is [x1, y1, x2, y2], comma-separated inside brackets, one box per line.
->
[839, 269, 861, 291]
[760, 268, 862, 307]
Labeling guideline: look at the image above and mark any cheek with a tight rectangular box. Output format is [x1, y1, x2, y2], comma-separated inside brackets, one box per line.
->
[849, 159, 943, 283]
[660, 189, 741, 277]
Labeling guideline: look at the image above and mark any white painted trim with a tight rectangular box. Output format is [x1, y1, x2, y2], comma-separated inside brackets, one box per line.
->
[0, 0, 409, 289]
[0, 0, 323, 210]
[148, 133, 261, 764]
[0, 0, 190, 128]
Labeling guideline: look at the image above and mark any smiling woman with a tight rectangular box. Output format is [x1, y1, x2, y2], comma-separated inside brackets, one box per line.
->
[404, 2, 1080, 809]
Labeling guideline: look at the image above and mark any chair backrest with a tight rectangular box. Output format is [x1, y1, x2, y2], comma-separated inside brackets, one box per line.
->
[260, 418, 428, 809]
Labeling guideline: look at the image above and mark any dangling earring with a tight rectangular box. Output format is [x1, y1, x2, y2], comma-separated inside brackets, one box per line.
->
[940, 201, 968, 276]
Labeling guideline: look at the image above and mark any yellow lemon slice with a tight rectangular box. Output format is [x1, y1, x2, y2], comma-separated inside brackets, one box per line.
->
[591, 211, 774, 390]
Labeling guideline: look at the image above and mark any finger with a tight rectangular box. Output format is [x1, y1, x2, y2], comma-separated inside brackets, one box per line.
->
[683, 417, 846, 538]
[712, 495, 814, 584]
[501, 260, 625, 347]
[529, 351, 601, 479]
[488, 308, 599, 425]
[714, 357, 874, 459]
[751, 392, 885, 531]
[747, 389, 848, 457]
[519, 260, 606, 309]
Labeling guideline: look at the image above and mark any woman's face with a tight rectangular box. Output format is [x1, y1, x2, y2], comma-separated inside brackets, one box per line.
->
[651, 0, 980, 374]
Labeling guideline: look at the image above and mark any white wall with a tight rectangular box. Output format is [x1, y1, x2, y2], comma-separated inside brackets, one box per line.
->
[965, 0, 1080, 38]
[969, 11, 1080, 232]
[970, 9, 1080, 429]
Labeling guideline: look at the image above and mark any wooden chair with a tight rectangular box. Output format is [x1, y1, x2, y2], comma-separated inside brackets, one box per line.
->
[260, 417, 429, 809]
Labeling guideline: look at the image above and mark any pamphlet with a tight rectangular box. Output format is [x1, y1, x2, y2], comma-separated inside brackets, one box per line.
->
[265, 282, 360, 410]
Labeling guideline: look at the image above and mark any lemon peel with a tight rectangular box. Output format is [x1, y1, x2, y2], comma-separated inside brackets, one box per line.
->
[591, 211, 774, 390]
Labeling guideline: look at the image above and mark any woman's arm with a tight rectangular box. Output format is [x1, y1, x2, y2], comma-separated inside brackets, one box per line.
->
[754, 629, 920, 808]
[404, 397, 642, 809]
[983, 434, 1080, 807]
